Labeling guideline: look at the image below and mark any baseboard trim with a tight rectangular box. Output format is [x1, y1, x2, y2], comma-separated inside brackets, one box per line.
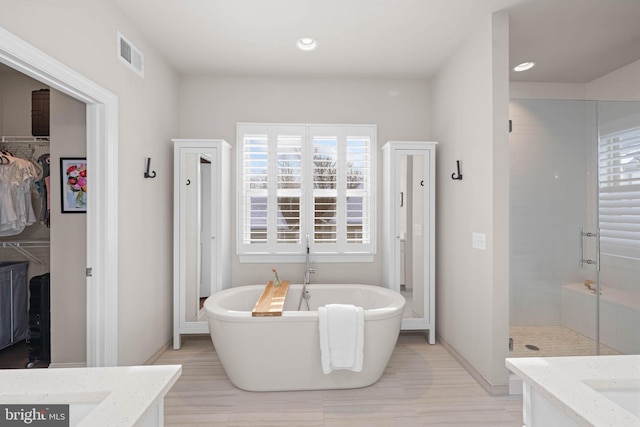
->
[48, 362, 87, 369]
[144, 339, 172, 365]
[48, 339, 173, 368]
[436, 334, 509, 396]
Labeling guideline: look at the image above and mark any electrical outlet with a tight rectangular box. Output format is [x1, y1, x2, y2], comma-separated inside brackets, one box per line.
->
[472, 232, 486, 250]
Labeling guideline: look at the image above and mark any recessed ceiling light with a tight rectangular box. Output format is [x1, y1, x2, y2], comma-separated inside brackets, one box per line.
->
[296, 38, 318, 51]
[513, 62, 535, 72]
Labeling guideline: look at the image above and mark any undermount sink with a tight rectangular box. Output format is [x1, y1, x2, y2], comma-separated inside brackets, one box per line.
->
[586, 379, 640, 418]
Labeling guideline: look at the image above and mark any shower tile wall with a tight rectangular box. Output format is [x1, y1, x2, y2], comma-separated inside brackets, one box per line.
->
[509, 100, 598, 326]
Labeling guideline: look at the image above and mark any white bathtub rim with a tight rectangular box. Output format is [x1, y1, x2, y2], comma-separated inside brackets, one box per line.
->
[204, 283, 406, 322]
[205, 308, 403, 323]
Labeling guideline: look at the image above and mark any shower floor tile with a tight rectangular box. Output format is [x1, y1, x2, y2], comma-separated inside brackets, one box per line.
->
[509, 325, 621, 358]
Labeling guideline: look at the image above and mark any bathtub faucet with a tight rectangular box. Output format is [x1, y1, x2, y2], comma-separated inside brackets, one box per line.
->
[298, 234, 314, 310]
[304, 266, 315, 285]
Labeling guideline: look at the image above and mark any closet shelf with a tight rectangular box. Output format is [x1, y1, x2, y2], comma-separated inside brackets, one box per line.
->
[0, 136, 50, 162]
[0, 240, 50, 266]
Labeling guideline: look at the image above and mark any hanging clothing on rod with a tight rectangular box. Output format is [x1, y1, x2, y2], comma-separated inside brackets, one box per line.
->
[37, 153, 51, 225]
[0, 136, 51, 228]
[0, 138, 45, 236]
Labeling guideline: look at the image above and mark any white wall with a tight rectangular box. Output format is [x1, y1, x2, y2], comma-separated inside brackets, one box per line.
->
[586, 60, 640, 101]
[431, 12, 510, 392]
[0, 0, 179, 366]
[510, 60, 640, 102]
[178, 76, 431, 286]
[509, 82, 586, 100]
[0, 70, 49, 134]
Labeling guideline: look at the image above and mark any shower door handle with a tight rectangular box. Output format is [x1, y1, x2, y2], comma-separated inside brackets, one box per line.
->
[579, 227, 597, 268]
[596, 228, 601, 272]
[579, 227, 585, 268]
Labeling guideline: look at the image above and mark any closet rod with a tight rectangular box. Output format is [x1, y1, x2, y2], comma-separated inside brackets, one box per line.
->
[0, 136, 50, 143]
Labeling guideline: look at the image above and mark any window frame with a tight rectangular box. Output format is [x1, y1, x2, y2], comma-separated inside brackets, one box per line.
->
[237, 123, 377, 263]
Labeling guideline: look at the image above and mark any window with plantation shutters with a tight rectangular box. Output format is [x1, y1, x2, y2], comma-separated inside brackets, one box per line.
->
[238, 123, 376, 261]
[598, 125, 640, 262]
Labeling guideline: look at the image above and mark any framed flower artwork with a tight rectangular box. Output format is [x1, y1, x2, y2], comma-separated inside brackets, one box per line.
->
[60, 157, 87, 213]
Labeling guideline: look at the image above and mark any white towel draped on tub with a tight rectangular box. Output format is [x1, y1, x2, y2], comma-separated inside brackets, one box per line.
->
[318, 303, 364, 374]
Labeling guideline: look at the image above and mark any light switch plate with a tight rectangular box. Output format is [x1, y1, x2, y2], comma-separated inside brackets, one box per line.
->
[472, 232, 486, 250]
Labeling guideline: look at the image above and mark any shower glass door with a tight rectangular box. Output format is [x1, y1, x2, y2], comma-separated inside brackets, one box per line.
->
[509, 99, 599, 357]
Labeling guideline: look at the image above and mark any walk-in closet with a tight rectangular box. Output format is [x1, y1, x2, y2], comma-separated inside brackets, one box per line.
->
[0, 63, 86, 369]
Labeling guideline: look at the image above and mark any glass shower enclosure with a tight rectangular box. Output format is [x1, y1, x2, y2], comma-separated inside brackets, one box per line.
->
[508, 99, 640, 358]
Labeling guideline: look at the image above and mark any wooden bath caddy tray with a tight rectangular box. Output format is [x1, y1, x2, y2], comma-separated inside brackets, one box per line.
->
[251, 280, 290, 317]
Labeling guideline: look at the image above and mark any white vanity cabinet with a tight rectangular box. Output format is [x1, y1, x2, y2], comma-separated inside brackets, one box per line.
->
[173, 139, 231, 349]
[506, 355, 640, 427]
[382, 141, 436, 342]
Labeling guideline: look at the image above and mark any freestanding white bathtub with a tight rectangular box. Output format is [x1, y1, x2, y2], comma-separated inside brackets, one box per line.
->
[204, 284, 405, 392]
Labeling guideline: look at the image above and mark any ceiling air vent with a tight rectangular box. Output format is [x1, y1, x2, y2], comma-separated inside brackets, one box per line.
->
[117, 31, 144, 77]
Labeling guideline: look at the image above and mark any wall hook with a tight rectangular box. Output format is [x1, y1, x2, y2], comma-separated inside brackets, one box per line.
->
[451, 160, 463, 180]
[144, 157, 156, 178]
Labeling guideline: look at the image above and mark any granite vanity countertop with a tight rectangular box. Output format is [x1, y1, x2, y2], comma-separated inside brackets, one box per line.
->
[506, 355, 640, 427]
[0, 365, 181, 426]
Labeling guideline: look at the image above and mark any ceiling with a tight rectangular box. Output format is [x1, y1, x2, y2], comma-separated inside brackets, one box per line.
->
[110, 0, 640, 83]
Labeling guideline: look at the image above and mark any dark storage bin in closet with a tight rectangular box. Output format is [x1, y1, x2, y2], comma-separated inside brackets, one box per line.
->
[0, 261, 29, 351]
[31, 89, 50, 137]
[26, 273, 50, 368]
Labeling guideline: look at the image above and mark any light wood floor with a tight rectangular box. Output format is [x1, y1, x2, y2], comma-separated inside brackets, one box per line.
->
[154, 333, 523, 426]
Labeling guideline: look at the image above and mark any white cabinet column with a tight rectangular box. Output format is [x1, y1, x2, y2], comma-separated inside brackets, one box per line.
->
[173, 139, 231, 349]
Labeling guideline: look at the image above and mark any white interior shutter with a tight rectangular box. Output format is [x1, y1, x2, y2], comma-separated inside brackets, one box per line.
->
[312, 134, 338, 244]
[276, 134, 302, 243]
[241, 133, 269, 244]
[599, 126, 640, 260]
[346, 136, 372, 244]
